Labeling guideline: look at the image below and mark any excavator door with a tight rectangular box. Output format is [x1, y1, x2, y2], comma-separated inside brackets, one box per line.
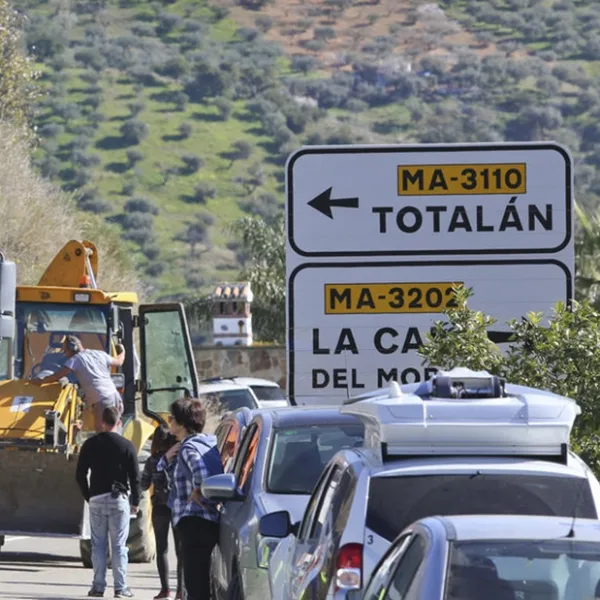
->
[138, 303, 199, 424]
[0, 254, 16, 380]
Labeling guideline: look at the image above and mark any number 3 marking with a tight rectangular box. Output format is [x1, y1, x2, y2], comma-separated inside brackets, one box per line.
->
[367, 534, 374, 545]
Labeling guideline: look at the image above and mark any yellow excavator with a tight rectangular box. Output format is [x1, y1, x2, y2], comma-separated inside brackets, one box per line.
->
[0, 240, 201, 566]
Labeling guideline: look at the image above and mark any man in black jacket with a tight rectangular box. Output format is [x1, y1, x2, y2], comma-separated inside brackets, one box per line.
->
[76, 406, 140, 599]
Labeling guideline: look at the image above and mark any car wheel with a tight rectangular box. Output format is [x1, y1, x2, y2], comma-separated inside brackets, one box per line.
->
[226, 568, 244, 600]
[211, 574, 220, 600]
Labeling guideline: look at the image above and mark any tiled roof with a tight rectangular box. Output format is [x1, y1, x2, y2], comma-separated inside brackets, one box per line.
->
[212, 282, 253, 301]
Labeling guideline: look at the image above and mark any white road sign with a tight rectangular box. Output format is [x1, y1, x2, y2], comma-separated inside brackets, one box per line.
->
[286, 143, 572, 258]
[288, 260, 571, 405]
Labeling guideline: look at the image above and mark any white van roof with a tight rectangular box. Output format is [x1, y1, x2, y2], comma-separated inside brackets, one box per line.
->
[341, 368, 580, 461]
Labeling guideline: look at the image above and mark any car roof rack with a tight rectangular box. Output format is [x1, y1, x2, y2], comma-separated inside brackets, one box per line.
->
[340, 367, 580, 463]
[200, 375, 259, 384]
[200, 376, 234, 383]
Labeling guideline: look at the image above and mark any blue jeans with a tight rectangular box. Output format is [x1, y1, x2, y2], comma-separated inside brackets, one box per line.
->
[89, 492, 130, 592]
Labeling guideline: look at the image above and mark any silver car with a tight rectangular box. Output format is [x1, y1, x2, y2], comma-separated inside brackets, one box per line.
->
[266, 372, 600, 600]
[202, 407, 365, 600]
[363, 514, 600, 600]
[200, 376, 289, 408]
[197, 381, 260, 412]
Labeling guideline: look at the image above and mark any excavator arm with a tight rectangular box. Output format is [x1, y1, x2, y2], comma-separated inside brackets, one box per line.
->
[37, 240, 99, 289]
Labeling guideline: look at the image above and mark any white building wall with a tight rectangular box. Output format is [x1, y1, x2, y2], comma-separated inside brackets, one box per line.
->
[213, 316, 253, 346]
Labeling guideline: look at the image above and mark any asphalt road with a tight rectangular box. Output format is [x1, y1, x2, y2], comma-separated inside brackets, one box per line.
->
[0, 535, 178, 600]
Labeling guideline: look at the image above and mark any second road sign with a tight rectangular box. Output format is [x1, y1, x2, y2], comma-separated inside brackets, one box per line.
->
[288, 260, 572, 405]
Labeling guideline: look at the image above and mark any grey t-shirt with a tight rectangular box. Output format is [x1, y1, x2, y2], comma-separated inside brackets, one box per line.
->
[65, 349, 121, 407]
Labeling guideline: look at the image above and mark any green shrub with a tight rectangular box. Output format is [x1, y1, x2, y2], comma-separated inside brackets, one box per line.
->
[179, 122, 192, 139]
[124, 197, 159, 215]
[180, 154, 203, 174]
[120, 119, 149, 144]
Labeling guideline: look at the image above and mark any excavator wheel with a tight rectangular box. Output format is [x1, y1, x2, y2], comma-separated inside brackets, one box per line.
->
[127, 490, 155, 563]
[80, 538, 99, 569]
[128, 438, 156, 563]
[80, 539, 91, 568]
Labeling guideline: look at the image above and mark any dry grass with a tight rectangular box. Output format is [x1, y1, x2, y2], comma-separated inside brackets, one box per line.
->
[0, 120, 141, 295]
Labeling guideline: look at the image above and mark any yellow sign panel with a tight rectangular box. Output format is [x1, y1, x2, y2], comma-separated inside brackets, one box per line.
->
[325, 282, 464, 315]
[397, 163, 527, 196]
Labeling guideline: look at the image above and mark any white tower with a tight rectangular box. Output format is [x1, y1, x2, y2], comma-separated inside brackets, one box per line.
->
[211, 282, 253, 346]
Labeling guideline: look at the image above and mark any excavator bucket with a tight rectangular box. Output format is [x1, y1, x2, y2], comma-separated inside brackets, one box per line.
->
[0, 450, 84, 536]
[0, 380, 84, 537]
[0, 380, 78, 443]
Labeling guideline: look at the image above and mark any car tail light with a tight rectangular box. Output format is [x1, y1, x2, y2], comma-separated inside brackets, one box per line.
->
[335, 543, 363, 591]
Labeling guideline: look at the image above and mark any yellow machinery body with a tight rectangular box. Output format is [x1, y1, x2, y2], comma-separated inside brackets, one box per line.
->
[0, 240, 159, 561]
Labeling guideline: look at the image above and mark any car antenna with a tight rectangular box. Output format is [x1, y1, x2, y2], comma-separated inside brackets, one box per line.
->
[565, 478, 586, 539]
[343, 350, 350, 402]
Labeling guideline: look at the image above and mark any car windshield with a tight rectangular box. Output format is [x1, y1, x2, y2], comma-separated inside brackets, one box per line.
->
[367, 474, 597, 542]
[198, 389, 258, 413]
[445, 538, 600, 600]
[267, 422, 364, 494]
[15, 302, 109, 379]
[250, 385, 286, 402]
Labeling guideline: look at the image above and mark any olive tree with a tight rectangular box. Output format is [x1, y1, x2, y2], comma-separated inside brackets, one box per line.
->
[230, 213, 285, 343]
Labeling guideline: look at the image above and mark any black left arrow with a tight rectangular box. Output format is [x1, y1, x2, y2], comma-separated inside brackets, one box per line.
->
[307, 187, 359, 219]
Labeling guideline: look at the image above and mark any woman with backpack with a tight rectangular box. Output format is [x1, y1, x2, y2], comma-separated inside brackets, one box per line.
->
[140, 425, 183, 600]
[157, 397, 223, 600]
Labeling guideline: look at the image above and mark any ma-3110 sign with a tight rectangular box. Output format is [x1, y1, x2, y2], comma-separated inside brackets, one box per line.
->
[286, 143, 574, 406]
[287, 143, 571, 257]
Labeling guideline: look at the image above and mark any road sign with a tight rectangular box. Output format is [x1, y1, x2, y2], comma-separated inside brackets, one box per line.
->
[286, 143, 572, 258]
[288, 260, 571, 405]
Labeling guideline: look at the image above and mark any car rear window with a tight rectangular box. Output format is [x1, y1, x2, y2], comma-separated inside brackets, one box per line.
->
[250, 385, 286, 402]
[267, 423, 364, 494]
[198, 389, 258, 412]
[367, 474, 597, 542]
[445, 539, 600, 600]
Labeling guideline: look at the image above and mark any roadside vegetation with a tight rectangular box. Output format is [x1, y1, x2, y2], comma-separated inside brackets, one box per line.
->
[18, 0, 600, 307]
[0, 0, 138, 292]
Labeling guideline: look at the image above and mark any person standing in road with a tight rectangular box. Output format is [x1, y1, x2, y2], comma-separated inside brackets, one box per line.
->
[140, 424, 183, 600]
[33, 335, 126, 432]
[157, 397, 223, 600]
[76, 406, 140, 599]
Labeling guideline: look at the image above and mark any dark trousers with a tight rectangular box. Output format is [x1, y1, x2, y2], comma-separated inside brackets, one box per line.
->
[152, 505, 183, 595]
[176, 516, 219, 600]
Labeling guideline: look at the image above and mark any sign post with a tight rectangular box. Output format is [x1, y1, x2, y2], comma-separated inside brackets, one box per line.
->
[286, 143, 573, 405]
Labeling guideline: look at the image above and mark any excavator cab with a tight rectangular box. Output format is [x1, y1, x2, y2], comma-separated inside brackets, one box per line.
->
[15, 302, 110, 381]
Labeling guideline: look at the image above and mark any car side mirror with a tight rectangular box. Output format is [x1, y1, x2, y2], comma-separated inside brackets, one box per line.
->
[201, 473, 240, 502]
[259, 510, 294, 538]
[291, 521, 300, 536]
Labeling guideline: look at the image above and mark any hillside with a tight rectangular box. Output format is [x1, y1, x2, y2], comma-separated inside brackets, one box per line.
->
[20, 0, 600, 300]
